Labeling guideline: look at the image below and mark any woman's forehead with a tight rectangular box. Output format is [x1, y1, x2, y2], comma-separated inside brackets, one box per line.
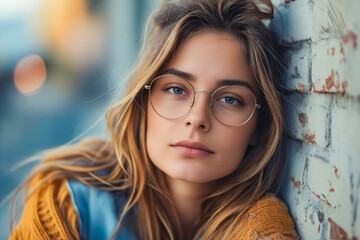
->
[163, 30, 255, 90]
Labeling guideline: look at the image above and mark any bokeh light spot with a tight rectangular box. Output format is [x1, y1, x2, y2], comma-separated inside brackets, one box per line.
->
[14, 55, 47, 95]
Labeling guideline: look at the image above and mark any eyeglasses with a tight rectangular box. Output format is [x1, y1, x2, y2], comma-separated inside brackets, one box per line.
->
[144, 74, 261, 127]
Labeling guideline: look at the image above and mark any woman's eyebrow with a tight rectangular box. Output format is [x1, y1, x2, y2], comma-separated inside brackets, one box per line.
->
[161, 68, 254, 91]
[216, 79, 254, 92]
[161, 68, 195, 80]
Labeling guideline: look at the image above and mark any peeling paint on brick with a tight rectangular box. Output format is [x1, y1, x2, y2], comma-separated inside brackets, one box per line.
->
[274, 0, 360, 238]
[298, 112, 308, 127]
[334, 166, 339, 179]
[290, 176, 301, 194]
[312, 81, 328, 93]
[340, 43, 346, 62]
[326, 70, 335, 90]
[312, 191, 332, 207]
[342, 81, 348, 93]
[303, 132, 317, 144]
[298, 83, 307, 93]
[312, 69, 347, 94]
[291, 66, 302, 79]
[342, 31, 358, 49]
[313, 191, 321, 199]
[328, 217, 355, 240]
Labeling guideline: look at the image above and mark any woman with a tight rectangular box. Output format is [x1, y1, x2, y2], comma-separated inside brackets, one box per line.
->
[10, 0, 299, 239]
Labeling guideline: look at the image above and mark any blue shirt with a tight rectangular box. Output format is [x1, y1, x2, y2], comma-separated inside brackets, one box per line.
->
[67, 180, 139, 240]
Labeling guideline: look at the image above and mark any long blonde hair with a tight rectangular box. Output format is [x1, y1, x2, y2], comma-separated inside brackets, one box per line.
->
[11, 0, 286, 239]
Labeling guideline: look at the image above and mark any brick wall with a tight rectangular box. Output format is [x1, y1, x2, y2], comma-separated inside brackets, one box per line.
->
[270, 0, 360, 239]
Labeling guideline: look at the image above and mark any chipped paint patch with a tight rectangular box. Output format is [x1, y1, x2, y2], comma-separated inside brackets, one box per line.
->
[328, 218, 352, 240]
[298, 83, 307, 93]
[340, 43, 346, 62]
[313, 69, 347, 94]
[303, 133, 317, 144]
[334, 166, 339, 179]
[331, 47, 335, 56]
[312, 191, 332, 207]
[298, 112, 308, 127]
[342, 31, 358, 49]
[290, 176, 302, 194]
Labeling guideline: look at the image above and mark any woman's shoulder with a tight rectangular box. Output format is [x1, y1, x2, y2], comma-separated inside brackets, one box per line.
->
[233, 194, 300, 240]
[10, 173, 138, 240]
[10, 174, 79, 239]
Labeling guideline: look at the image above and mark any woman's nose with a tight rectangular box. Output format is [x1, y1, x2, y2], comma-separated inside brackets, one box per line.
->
[184, 91, 212, 131]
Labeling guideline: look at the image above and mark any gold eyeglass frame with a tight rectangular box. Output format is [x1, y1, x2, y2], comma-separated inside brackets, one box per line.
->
[144, 74, 261, 127]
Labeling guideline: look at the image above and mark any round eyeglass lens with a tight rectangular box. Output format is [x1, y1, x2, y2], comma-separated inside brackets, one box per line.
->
[149, 75, 194, 119]
[211, 86, 257, 126]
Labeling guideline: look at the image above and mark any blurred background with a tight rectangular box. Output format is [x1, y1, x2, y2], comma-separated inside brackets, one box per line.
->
[0, 0, 162, 238]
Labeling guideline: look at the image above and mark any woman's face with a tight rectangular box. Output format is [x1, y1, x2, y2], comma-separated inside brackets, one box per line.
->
[146, 30, 258, 184]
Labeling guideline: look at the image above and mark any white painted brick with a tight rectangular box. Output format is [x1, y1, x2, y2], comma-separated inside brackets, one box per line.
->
[330, 100, 360, 236]
[307, 156, 349, 209]
[312, 0, 360, 42]
[312, 0, 360, 97]
[282, 139, 307, 199]
[306, 155, 354, 237]
[331, 98, 360, 157]
[312, 37, 360, 96]
[281, 140, 327, 239]
[312, 0, 345, 41]
[271, 0, 312, 43]
[283, 42, 311, 93]
[284, 94, 329, 148]
[279, 0, 360, 238]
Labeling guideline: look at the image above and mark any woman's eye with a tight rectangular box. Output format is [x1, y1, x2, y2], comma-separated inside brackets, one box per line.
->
[219, 96, 242, 105]
[167, 86, 185, 95]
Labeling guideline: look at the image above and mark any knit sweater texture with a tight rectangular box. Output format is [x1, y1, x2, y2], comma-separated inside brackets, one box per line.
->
[10, 175, 299, 239]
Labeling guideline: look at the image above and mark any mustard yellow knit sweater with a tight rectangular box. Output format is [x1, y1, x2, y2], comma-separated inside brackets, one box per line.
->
[10, 175, 299, 239]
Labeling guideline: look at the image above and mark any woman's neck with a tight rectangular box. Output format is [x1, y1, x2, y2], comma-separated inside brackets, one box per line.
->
[166, 177, 214, 239]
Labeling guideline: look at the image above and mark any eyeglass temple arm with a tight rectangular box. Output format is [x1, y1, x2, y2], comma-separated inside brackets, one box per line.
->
[255, 104, 261, 108]
[145, 85, 150, 90]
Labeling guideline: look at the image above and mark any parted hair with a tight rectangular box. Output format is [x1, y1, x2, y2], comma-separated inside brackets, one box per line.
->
[11, 0, 286, 239]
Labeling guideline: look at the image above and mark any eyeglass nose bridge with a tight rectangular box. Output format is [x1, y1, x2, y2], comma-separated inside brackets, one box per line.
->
[191, 89, 214, 108]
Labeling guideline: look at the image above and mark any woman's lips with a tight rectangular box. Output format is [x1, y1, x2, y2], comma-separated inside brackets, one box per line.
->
[171, 141, 214, 158]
